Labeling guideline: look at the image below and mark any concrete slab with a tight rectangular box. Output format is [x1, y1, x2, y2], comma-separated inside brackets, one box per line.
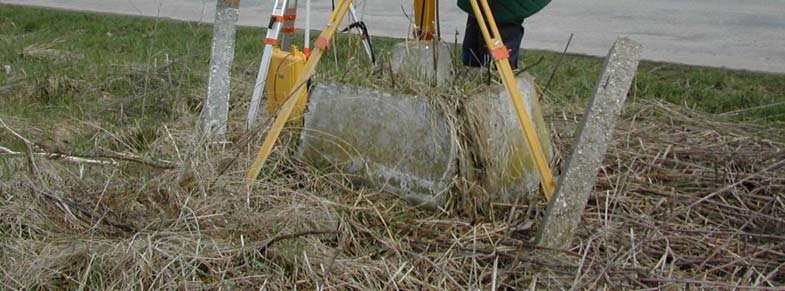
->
[390, 41, 452, 85]
[299, 75, 554, 208]
[465, 73, 554, 203]
[538, 38, 642, 249]
[299, 82, 459, 208]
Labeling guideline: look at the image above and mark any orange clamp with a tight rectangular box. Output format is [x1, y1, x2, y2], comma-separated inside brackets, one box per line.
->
[264, 38, 278, 45]
[490, 45, 510, 61]
[282, 26, 296, 33]
[315, 37, 330, 51]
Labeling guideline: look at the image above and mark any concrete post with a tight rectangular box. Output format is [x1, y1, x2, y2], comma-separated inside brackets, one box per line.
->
[537, 38, 641, 249]
[202, 0, 240, 137]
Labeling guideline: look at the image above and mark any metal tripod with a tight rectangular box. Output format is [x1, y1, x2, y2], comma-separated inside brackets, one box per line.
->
[246, 0, 375, 130]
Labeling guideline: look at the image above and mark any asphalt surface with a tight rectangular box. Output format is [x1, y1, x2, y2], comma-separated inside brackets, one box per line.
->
[2, 0, 784, 74]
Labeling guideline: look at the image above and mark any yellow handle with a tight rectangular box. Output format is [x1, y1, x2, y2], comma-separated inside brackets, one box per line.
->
[468, 0, 556, 201]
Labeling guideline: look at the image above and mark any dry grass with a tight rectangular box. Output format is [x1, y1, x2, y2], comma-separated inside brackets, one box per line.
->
[2, 93, 784, 289]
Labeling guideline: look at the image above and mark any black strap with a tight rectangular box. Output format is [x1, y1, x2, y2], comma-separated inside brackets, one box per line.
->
[340, 21, 377, 64]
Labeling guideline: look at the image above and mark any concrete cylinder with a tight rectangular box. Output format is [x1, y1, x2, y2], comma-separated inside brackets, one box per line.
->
[298, 73, 552, 208]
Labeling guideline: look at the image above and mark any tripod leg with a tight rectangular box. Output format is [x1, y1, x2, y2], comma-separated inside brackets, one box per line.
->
[467, 0, 556, 200]
[280, 0, 298, 49]
[247, 0, 290, 130]
[347, 4, 376, 63]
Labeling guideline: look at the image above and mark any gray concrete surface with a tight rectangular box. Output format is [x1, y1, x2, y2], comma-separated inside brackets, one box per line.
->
[390, 41, 452, 85]
[202, 0, 240, 137]
[299, 82, 459, 208]
[300, 75, 557, 208]
[538, 38, 641, 249]
[2, 0, 783, 74]
[465, 73, 553, 203]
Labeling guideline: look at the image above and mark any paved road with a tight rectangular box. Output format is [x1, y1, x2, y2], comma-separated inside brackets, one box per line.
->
[2, 0, 784, 74]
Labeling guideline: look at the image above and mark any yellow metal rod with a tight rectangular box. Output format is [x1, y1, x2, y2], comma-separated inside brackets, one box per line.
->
[246, 0, 353, 187]
[479, 0, 502, 39]
[413, 0, 436, 40]
[467, 0, 494, 54]
[468, 0, 557, 201]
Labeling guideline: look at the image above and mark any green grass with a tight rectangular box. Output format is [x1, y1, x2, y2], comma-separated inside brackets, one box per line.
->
[1, 3, 784, 150]
[530, 52, 785, 121]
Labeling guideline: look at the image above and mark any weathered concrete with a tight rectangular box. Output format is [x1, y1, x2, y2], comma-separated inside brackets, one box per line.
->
[390, 41, 452, 85]
[299, 82, 459, 208]
[299, 75, 554, 208]
[202, 0, 240, 137]
[538, 38, 641, 249]
[465, 73, 554, 203]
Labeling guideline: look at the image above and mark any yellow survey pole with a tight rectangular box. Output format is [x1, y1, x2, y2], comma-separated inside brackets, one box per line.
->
[467, 0, 556, 201]
[246, 0, 354, 187]
[413, 0, 437, 40]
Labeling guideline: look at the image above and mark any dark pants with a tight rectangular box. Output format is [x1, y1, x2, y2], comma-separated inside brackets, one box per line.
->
[462, 16, 524, 70]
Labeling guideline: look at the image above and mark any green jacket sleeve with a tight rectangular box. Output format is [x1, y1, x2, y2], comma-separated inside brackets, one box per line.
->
[457, 0, 552, 23]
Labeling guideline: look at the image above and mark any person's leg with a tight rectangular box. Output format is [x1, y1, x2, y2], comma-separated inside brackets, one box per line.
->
[498, 22, 525, 69]
[463, 17, 525, 69]
[462, 15, 488, 68]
